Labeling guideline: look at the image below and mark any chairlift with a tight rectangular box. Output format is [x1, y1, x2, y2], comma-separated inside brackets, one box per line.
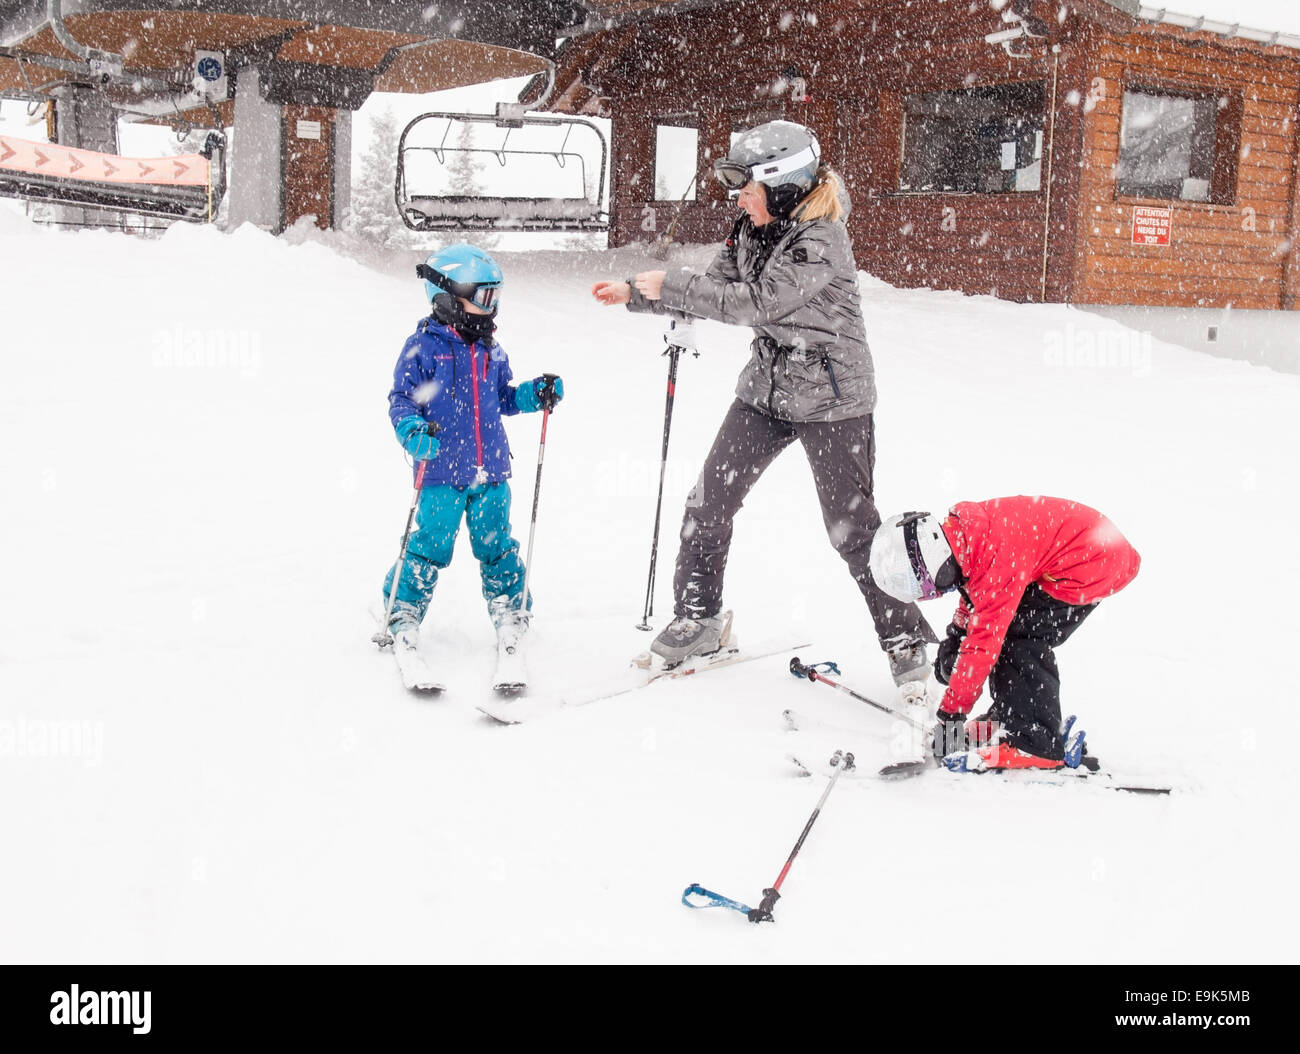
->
[0, 131, 226, 222]
[395, 111, 608, 233]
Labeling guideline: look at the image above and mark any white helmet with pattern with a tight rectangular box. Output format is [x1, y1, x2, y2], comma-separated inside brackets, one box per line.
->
[869, 512, 956, 603]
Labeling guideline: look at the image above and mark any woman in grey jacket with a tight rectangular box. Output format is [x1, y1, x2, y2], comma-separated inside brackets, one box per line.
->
[592, 121, 934, 689]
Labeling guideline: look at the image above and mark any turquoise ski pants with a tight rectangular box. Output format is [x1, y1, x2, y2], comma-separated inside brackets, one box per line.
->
[382, 481, 527, 621]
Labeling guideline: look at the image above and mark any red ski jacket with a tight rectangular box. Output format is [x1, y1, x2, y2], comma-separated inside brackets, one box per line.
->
[938, 496, 1140, 715]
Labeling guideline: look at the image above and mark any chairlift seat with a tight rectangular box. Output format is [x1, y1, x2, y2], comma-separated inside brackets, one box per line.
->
[396, 112, 608, 233]
[0, 133, 225, 222]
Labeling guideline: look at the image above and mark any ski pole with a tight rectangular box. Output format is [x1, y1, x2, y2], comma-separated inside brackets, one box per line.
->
[373, 424, 439, 649]
[747, 749, 854, 924]
[789, 656, 929, 734]
[637, 317, 696, 631]
[518, 375, 559, 617]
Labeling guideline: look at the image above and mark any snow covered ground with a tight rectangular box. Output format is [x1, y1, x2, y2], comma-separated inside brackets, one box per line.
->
[1, 211, 1296, 964]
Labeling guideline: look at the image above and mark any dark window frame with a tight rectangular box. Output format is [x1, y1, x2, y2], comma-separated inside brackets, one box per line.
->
[896, 80, 1047, 196]
[1114, 80, 1243, 207]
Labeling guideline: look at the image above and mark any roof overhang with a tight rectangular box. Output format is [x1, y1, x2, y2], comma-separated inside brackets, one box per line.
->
[0, 1, 585, 115]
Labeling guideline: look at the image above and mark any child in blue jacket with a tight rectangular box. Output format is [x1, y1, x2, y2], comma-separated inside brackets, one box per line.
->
[381, 244, 563, 655]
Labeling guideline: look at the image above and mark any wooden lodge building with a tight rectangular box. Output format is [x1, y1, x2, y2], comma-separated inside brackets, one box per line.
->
[544, 0, 1300, 366]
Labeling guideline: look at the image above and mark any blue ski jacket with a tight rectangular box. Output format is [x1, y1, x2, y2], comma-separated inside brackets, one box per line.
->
[388, 317, 522, 487]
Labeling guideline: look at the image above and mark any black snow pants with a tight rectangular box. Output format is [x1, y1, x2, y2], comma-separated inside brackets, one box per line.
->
[672, 399, 934, 647]
[982, 584, 1097, 760]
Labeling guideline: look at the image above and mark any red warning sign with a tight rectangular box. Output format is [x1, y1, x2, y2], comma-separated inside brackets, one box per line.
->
[1132, 206, 1172, 246]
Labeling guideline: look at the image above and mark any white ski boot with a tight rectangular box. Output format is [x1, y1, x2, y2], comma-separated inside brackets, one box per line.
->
[490, 595, 529, 694]
[383, 604, 444, 693]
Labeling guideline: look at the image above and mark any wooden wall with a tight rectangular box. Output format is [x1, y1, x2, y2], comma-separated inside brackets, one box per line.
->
[283, 104, 334, 230]
[584, 0, 1300, 308]
[1073, 25, 1300, 310]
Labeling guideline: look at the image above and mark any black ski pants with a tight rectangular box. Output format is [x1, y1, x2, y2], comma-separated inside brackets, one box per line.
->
[672, 399, 933, 647]
[983, 584, 1097, 760]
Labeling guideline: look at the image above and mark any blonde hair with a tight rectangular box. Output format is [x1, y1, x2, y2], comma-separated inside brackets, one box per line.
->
[792, 165, 845, 224]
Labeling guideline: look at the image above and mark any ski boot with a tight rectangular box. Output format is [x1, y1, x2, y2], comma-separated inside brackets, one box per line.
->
[489, 595, 529, 693]
[884, 633, 932, 687]
[884, 634, 932, 742]
[943, 741, 1066, 773]
[646, 610, 733, 669]
[386, 601, 423, 650]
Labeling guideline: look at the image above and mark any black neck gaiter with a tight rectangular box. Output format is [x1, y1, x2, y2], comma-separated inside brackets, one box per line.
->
[431, 293, 497, 346]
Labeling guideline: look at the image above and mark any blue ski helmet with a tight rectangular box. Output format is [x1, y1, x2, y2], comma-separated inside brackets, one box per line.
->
[416, 243, 503, 310]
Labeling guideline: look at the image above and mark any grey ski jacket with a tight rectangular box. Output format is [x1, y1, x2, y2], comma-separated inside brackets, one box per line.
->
[627, 215, 875, 422]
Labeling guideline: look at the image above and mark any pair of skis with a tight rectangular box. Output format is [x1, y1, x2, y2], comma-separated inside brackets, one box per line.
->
[384, 626, 526, 696]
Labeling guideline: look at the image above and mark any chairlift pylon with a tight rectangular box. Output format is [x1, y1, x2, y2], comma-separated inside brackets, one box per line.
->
[395, 111, 608, 233]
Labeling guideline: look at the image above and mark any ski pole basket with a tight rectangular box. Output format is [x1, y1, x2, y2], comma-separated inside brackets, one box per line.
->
[0, 131, 227, 223]
[395, 112, 609, 233]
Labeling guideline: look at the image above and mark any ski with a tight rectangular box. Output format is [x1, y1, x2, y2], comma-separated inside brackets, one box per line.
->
[392, 639, 446, 694]
[791, 752, 1172, 794]
[476, 641, 809, 725]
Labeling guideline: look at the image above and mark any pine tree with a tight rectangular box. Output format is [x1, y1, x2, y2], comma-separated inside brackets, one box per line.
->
[447, 120, 483, 198]
[347, 105, 404, 247]
[445, 120, 499, 249]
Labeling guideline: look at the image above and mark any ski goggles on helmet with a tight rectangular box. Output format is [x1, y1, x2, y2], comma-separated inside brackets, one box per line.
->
[416, 263, 501, 309]
[712, 158, 754, 191]
[711, 141, 821, 191]
[900, 511, 941, 601]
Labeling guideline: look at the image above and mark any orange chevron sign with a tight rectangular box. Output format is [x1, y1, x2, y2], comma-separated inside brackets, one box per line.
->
[0, 135, 209, 187]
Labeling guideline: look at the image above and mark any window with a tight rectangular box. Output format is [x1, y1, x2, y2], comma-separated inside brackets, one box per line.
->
[1116, 87, 1239, 204]
[653, 119, 698, 201]
[900, 82, 1045, 194]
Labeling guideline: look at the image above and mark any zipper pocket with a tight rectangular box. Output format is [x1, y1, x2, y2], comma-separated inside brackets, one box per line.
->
[821, 354, 842, 399]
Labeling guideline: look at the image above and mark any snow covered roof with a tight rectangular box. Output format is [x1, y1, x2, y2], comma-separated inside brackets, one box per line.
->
[571, 0, 1300, 51]
[1137, 9, 1300, 49]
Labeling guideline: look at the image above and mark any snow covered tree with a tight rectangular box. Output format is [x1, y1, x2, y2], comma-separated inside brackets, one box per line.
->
[445, 121, 498, 249]
[347, 105, 404, 247]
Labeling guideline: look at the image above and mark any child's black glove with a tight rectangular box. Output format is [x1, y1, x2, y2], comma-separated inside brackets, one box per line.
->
[537, 374, 564, 412]
[932, 709, 967, 761]
[935, 623, 965, 686]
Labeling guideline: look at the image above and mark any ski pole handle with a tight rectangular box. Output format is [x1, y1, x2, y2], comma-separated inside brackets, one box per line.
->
[747, 888, 780, 924]
[537, 373, 562, 412]
[790, 656, 813, 680]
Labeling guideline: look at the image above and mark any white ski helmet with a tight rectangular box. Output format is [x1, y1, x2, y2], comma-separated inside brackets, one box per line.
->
[713, 120, 821, 211]
[869, 512, 955, 603]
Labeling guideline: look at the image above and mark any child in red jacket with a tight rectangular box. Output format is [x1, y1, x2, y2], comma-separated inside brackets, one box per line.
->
[869, 496, 1140, 770]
